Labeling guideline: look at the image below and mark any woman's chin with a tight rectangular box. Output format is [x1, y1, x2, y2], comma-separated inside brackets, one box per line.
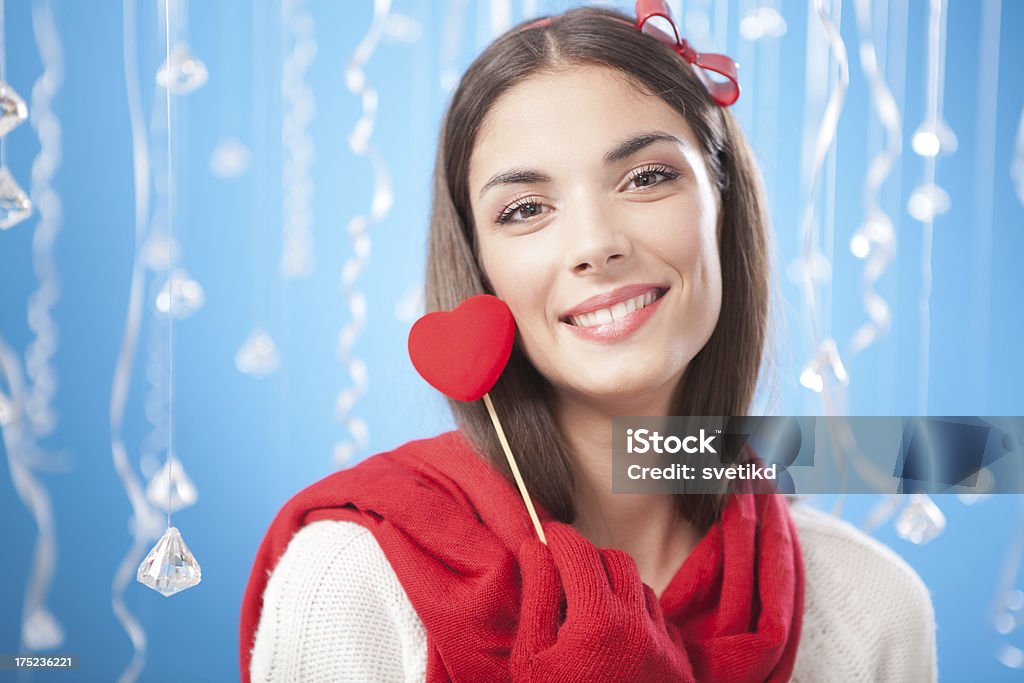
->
[556, 366, 682, 410]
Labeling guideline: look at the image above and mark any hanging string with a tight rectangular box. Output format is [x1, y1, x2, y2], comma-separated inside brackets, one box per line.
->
[797, 0, 848, 408]
[111, 0, 154, 678]
[847, 0, 900, 357]
[163, 0, 174, 528]
[915, 0, 950, 415]
[967, 0, 1001, 409]
[1, 0, 7, 170]
[334, 0, 394, 466]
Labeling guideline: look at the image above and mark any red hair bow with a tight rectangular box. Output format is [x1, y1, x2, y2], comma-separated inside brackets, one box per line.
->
[635, 0, 740, 107]
[522, 0, 740, 107]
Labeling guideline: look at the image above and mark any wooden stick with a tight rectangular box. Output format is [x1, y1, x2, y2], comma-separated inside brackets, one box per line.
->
[482, 392, 547, 545]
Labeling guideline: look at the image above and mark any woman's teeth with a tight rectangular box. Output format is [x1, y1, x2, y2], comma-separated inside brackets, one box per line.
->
[568, 289, 661, 328]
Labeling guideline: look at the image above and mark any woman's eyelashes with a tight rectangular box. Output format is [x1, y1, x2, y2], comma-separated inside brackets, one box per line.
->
[496, 195, 546, 225]
[626, 164, 681, 190]
[493, 164, 682, 225]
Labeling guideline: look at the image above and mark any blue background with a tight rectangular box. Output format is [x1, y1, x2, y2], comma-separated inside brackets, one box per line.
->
[1, 0, 1022, 681]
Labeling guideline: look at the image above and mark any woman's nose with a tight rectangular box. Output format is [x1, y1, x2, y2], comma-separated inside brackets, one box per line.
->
[563, 202, 633, 274]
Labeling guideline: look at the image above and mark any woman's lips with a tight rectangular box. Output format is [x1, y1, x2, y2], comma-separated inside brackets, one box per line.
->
[561, 288, 667, 343]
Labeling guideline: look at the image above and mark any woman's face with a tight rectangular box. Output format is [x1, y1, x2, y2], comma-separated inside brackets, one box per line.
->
[468, 64, 723, 409]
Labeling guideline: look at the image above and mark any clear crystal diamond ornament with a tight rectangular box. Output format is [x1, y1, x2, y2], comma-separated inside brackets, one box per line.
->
[209, 137, 251, 178]
[0, 166, 32, 230]
[0, 81, 28, 137]
[22, 607, 64, 651]
[155, 268, 205, 318]
[895, 494, 946, 545]
[156, 44, 208, 95]
[137, 526, 202, 597]
[799, 338, 849, 393]
[907, 183, 951, 222]
[236, 329, 280, 377]
[911, 118, 958, 158]
[145, 455, 198, 513]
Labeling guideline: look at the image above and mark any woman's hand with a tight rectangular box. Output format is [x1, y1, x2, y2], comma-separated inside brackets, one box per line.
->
[511, 522, 694, 683]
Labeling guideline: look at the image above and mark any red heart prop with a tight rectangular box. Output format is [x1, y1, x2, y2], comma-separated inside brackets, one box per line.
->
[408, 294, 516, 402]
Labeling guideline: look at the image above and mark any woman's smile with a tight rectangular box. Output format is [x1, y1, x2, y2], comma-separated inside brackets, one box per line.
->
[560, 286, 670, 343]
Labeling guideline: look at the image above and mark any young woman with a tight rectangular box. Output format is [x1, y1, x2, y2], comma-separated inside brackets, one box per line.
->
[241, 4, 937, 681]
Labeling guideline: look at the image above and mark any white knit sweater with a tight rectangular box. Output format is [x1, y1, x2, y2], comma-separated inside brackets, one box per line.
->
[249, 503, 937, 682]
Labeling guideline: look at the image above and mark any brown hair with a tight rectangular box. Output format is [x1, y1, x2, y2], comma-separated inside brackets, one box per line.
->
[424, 6, 772, 531]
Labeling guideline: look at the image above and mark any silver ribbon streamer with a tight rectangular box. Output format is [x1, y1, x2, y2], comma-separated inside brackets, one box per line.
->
[281, 0, 316, 279]
[798, 0, 847, 361]
[439, 0, 469, 93]
[796, 0, 856, 517]
[847, 0, 899, 357]
[911, 0, 952, 415]
[992, 496, 1024, 669]
[0, 0, 67, 657]
[110, 1, 159, 680]
[0, 336, 64, 654]
[334, 0, 394, 466]
[25, 0, 63, 440]
[966, 0, 1001, 425]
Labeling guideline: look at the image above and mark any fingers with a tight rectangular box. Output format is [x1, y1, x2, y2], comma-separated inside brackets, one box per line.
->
[599, 548, 649, 618]
[515, 538, 563, 653]
[642, 583, 671, 632]
[543, 523, 615, 616]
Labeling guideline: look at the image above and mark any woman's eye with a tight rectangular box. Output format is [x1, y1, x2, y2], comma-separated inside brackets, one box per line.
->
[628, 165, 680, 190]
[497, 198, 546, 224]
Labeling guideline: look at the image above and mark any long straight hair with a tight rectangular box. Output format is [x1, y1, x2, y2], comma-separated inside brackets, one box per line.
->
[424, 7, 772, 531]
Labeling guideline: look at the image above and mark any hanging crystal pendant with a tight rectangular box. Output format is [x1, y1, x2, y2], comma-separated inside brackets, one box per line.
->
[156, 44, 208, 95]
[22, 607, 64, 651]
[799, 337, 849, 393]
[0, 166, 32, 230]
[155, 268, 205, 318]
[894, 493, 946, 545]
[236, 329, 280, 377]
[911, 118, 958, 158]
[0, 81, 28, 137]
[995, 589, 1024, 635]
[137, 526, 202, 597]
[907, 183, 951, 223]
[957, 467, 994, 505]
[145, 455, 198, 513]
[209, 137, 251, 179]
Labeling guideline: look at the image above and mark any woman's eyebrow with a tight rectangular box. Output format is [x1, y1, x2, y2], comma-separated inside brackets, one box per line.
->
[477, 131, 684, 200]
[604, 131, 684, 163]
[478, 169, 550, 200]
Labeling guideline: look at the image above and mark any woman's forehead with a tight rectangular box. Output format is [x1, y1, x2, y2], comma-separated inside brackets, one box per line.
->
[469, 65, 701, 186]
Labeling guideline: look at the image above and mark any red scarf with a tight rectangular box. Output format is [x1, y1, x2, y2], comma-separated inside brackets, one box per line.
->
[240, 430, 804, 682]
